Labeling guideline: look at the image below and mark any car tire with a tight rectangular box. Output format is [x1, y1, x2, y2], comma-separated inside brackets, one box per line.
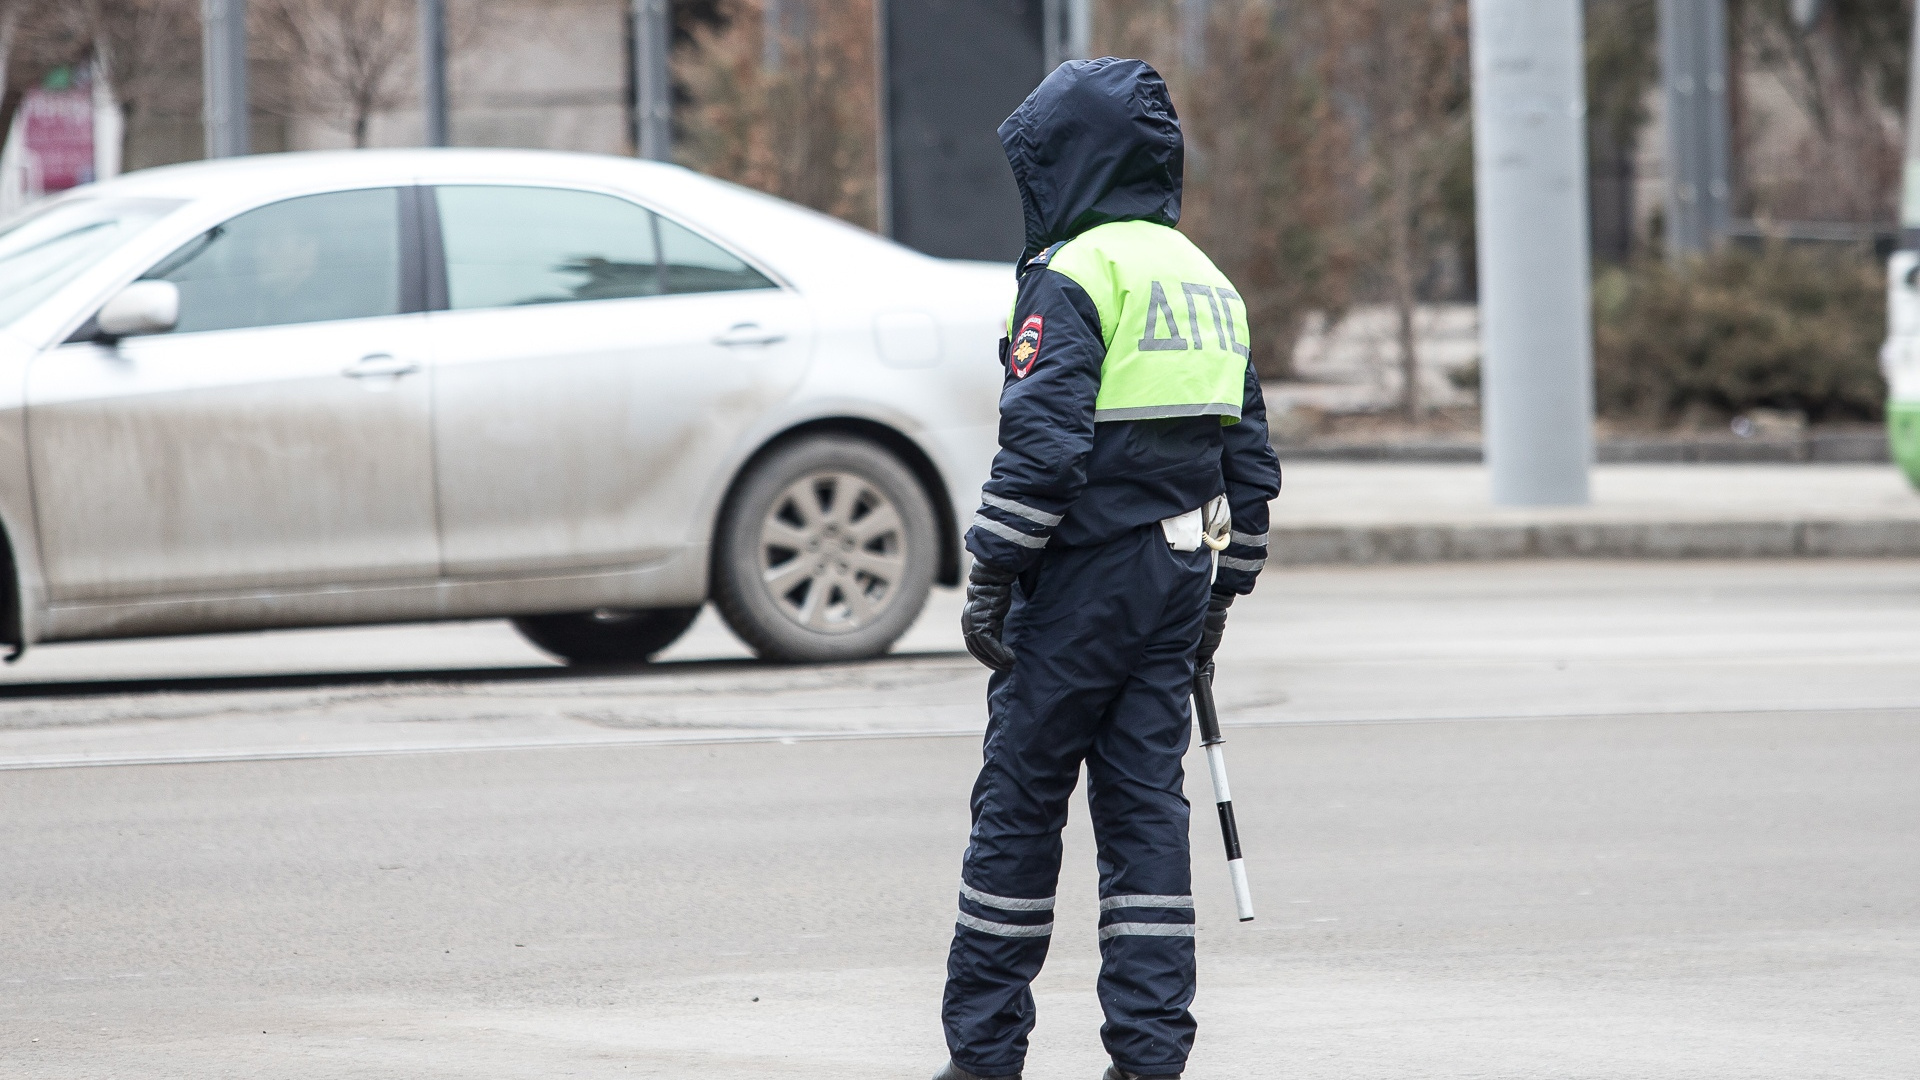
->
[512, 607, 701, 666]
[712, 434, 938, 662]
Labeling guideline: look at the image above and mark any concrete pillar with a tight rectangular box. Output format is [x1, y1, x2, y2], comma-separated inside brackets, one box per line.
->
[1658, 0, 1730, 258]
[1469, 0, 1594, 506]
[200, 0, 248, 158]
[420, 0, 449, 147]
[633, 0, 671, 161]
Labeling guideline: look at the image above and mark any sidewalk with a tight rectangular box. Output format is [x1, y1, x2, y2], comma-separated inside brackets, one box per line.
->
[1272, 463, 1920, 563]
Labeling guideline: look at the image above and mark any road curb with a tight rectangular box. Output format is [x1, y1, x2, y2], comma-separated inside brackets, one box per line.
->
[1270, 430, 1891, 465]
[1271, 518, 1920, 564]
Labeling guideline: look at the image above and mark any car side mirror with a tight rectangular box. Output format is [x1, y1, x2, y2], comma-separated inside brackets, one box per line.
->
[96, 280, 180, 340]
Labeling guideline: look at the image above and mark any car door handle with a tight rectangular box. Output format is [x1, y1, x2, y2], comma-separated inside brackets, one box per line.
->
[713, 323, 787, 347]
[343, 354, 421, 379]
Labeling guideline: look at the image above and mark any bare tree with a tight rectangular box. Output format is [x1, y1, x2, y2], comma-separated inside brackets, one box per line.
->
[676, 0, 880, 229]
[1, 2, 82, 164]
[23, 0, 197, 168]
[1323, 0, 1471, 419]
[0, 6, 20, 108]
[1183, 1, 1354, 380]
[254, 0, 416, 148]
[1739, 0, 1909, 223]
[1586, 0, 1658, 261]
[1100, 0, 1357, 381]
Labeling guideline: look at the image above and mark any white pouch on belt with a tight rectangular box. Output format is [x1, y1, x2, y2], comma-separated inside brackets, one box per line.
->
[1160, 507, 1204, 551]
[1161, 495, 1233, 552]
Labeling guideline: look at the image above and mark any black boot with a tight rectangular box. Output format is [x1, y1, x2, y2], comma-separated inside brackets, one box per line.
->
[1102, 1066, 1181, 1080]
[935, 1060, 1020, 1080]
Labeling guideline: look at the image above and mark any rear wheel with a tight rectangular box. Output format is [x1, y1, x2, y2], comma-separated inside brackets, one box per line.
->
[512, 607, 701, 666]
[712, 434, 937, 662]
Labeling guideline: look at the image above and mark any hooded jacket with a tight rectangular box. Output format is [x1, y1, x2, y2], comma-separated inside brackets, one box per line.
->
[964, 58, 1281, 593]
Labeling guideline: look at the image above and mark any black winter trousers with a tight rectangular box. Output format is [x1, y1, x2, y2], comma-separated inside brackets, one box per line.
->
[942, 523, 1210, 1077]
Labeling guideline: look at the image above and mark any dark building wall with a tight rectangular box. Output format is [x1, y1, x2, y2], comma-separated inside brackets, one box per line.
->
[884, 0, 1046, 261]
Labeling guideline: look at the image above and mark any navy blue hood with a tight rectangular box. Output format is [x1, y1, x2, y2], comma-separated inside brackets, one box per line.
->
[998, 57, 1184, 266]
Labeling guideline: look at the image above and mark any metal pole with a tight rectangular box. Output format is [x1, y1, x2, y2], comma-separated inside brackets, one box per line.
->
[420, 0, 448, 146]
[1658, 0, 1730, 258]
[764, 0, 783, 72]
[873, 0, 891, 236]
[1901, 0, 1920, 250]
[1179, 0, 1208, 74]
[1044, 0, 1092, 73]
[1470, 0, 1593, 506]
[1044, 0, 1063, 73]
[633, 0, 671, 161]
[200, 0, 248, 158]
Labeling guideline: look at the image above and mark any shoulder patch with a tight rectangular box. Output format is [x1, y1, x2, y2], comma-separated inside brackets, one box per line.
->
[1024, 241, 1068, 270]
[1010, 314, 1043, 378]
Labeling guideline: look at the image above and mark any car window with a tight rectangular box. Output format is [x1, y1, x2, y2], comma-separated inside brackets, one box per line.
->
[141, 188, 402, 333]
[436, 185, 662, 309]
[656, 215, 774, 295]
[434, 185, 776, 310]
[0, 196, 181, 330]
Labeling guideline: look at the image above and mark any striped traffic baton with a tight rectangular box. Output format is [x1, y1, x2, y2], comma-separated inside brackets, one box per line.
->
[1193, 659, 1254, 921]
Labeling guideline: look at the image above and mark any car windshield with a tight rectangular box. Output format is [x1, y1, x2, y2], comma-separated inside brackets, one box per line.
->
[0, 196, 183, 329]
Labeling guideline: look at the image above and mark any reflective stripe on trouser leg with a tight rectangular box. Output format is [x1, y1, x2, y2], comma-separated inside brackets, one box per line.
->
[955, 885, 1057, 939]
[943, 524, 1211, 1079]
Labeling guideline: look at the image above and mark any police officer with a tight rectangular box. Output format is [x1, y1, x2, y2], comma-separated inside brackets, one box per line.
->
[934, 58, 1282, 1080]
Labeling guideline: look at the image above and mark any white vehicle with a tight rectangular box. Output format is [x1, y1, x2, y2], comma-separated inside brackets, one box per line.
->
[0, 149, 1009, 663]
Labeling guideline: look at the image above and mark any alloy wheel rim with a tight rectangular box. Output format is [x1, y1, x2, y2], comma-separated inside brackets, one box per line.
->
[757, 471, 906, 634]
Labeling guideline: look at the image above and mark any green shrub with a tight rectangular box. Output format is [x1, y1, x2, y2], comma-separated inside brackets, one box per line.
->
[1591, 244, 1887, 425]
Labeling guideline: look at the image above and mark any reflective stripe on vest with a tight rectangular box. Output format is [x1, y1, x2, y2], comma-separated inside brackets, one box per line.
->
[1046, 220, 1250, 424]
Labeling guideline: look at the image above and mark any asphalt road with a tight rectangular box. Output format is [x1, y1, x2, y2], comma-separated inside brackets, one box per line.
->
[3, 560, 1918, 1078]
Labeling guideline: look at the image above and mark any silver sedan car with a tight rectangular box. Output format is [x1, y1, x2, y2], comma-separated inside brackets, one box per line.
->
[0, 149, 1009, 663]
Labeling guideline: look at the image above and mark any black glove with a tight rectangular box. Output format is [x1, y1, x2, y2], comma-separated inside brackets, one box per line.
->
[1196, 589, 1234, 669]
[961, 562, 1018, 672]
